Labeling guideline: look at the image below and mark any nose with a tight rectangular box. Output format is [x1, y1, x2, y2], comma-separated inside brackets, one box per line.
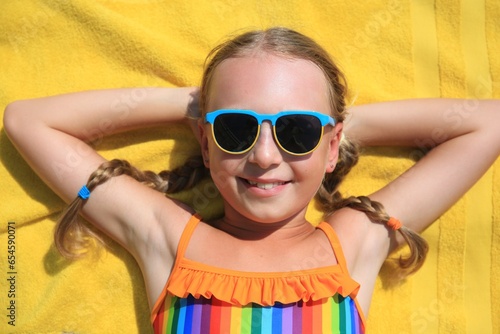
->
[247, 122, 283, 168]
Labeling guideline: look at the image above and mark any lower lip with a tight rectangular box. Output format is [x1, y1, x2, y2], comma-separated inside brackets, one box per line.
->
[240, 178, 288, 197]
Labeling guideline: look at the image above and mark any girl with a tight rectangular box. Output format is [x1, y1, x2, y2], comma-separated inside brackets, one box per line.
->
[4, 27, 500, 333]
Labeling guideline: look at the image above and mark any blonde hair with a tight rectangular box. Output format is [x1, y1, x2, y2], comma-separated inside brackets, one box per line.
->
[56, 27, 428, 276]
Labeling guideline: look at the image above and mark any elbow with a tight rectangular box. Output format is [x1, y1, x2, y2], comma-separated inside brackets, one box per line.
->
[4, 101, 20, 138]
[3, 100, 30, 144]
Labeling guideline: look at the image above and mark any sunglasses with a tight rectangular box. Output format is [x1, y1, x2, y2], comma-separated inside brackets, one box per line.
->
[205, 109, 336, 156]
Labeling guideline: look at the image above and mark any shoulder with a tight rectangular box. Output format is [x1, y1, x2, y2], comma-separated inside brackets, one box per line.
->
[326, 207, 395, 314]
[133, 201, 195, 306]
[326, 207, 392, 278]
[141, 198, 195, 262]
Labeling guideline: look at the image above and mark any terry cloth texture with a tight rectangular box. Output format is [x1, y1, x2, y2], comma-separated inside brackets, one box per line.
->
[0, 1, 498, 333]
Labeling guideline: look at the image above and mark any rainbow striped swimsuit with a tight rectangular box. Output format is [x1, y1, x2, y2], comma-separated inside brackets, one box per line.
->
[152, 215, 366, 333]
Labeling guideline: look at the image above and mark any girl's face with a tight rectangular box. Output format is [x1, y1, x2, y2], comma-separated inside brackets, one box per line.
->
[200, 53, 342, 228]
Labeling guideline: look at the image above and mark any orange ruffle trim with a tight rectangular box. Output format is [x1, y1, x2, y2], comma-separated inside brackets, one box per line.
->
[166, 258, 360, 306]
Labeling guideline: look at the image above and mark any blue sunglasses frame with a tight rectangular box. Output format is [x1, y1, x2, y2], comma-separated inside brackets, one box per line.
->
[205, 109, 336, 155]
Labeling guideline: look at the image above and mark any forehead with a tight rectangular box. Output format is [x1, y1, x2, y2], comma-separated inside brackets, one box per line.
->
[207, 54, 330, 113]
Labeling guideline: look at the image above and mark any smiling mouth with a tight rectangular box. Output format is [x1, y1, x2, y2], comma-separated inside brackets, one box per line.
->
[245, 179, 288, 190]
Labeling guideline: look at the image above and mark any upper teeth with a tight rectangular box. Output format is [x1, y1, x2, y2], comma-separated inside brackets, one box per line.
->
[247, 180, 284, 189]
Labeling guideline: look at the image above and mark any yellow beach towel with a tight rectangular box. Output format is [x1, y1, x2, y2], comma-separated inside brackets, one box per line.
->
[0, 1, 498, 333]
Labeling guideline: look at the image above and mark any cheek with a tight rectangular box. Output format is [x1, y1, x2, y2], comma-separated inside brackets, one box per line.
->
[291, 155, 327, 181]
[207, 151, 240, 181]
[208, 158, 243, 200]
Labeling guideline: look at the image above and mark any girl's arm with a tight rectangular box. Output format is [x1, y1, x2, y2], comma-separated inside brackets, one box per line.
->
[3, 87, 198, 258]
[334, 98, 499, 314]
[344, 98, 500, 242]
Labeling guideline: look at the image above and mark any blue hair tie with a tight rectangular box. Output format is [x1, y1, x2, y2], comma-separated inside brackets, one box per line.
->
[77, 185, 91, 200]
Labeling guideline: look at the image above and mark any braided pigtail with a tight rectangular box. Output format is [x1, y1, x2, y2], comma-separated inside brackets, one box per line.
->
[316, 138, 428, 276]
[160, 155, 208, 193]
[336, 196, 429, 276]
[55, 157, 208, 258]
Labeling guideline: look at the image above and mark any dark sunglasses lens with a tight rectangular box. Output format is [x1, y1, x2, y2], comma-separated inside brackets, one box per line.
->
[275, 115, 322, 154]
[213, 114, 258, 152]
